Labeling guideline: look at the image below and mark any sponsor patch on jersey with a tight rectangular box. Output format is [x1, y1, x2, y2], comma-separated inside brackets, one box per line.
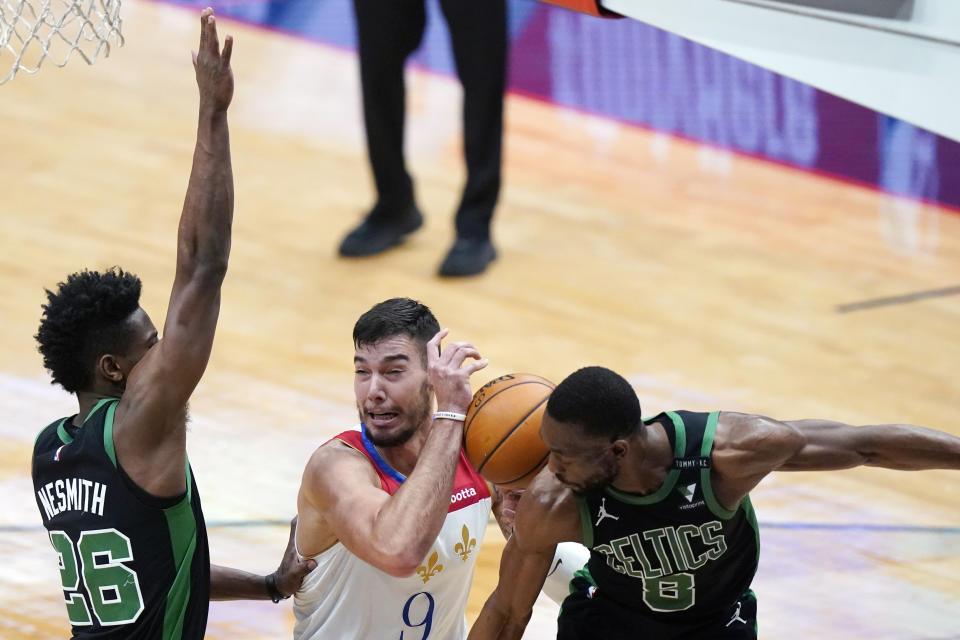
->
[449, 485, 485, 513]
[53, 444, 66, 462]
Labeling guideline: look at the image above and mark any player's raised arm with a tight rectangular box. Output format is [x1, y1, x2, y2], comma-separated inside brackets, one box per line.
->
[778, 419, 960, 471]
[112, 8, 235, 495]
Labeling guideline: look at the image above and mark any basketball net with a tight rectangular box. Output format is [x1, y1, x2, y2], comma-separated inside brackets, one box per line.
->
[0, 0, 123, 84]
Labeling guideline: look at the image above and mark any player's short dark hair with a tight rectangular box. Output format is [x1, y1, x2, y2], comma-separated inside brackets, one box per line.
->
[35, 268, 143, 393]
[353, 298, 440, 362]
[546, 366, 642, 440]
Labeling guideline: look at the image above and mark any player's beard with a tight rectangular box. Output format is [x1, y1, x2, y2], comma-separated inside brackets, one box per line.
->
[363, 382, 432, 448]
[567, 458, 620, 497]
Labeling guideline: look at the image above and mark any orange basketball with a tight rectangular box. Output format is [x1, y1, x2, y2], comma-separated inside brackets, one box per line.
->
[464, 373, 555, 489]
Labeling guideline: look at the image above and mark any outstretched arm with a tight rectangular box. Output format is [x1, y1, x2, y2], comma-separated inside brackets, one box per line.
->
[780, 419, 960, 471]
[711, 412, 960, 511]
[210, 518, 317, 601]
[113, 8, 235, 497]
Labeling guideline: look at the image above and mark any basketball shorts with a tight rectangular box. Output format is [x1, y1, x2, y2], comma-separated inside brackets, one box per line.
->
[557, 577, 757, 640]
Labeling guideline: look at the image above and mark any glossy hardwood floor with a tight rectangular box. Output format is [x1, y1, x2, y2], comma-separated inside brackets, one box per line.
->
[1, 2, 958, 638]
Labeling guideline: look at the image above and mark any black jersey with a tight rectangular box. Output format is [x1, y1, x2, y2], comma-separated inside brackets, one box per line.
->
[32, 398, 210, 640]
[576, 410, 760, 624]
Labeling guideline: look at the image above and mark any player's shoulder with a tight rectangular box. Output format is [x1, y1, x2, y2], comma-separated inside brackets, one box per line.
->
[715, 411, 792, 447]
[304, 431, 378, 487]
[517, 469, 579, 537]
[33, 417, 70, 452]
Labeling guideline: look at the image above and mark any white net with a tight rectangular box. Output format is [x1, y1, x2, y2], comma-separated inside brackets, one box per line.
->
[0, 0, 123, 84]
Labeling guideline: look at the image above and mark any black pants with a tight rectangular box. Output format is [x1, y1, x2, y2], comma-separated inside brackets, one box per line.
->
[352, 0, 507, 240]
[558, 579, 758, 640]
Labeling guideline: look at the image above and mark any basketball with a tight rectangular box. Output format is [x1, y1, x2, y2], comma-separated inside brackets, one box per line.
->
[464, 373, 555, 489]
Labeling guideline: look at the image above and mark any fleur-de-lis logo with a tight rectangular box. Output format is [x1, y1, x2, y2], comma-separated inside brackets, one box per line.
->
[416, 551, 443, 583]
[454, 524, 476, 562]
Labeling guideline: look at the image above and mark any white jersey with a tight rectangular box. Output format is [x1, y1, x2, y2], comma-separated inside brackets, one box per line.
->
[294, 428, 492, 640]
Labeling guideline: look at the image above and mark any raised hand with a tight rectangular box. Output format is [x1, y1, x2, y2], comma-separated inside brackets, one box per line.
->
[192, 7, 234, 112]
[426, 329, 488, 415]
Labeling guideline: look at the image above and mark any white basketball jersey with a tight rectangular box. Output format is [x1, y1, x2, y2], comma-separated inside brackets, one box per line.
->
[294, 428, 492, 640]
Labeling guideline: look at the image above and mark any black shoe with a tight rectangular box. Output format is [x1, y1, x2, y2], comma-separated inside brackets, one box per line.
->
[438, 238, 497, 277]
[338, 205, 423, 257]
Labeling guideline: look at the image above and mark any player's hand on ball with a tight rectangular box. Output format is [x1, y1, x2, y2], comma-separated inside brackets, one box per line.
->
[427, 329, 488, 416]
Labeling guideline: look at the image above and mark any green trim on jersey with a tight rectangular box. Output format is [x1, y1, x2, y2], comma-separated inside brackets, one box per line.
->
[572, 565, 597, 590]
[558, 565, 599, 619]
[185, 457, 193, 504]
[578, 499, 594, 548]
[699, 411, 737, 519]
[84, 397, 115, 424]
[742, 496, 761, 568]
[103, 400, 120, 468]
[605, 411, 686, 505]
[161, 468, 198, 640]
[55, 419, 72, 445]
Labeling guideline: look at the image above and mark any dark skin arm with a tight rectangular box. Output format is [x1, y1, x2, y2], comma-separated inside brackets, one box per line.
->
[779, 419, 960, 471]
[210, 518, 316, 600]
[710, 412, 960, 512]
[468, 472, 582, 640]
[111, 7, 235, 498]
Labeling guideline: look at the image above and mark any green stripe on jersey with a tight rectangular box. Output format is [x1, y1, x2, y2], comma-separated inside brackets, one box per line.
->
[577, 499, 593, 548]
[605, 411, 686, 505]
[103, 400, 119, 468]
[162, 466, 198, 640]
[742, 495, 761, 568]
[55, 419, 72, 445]
[700, 411, 737, 519]
[84, 397, 115, 424]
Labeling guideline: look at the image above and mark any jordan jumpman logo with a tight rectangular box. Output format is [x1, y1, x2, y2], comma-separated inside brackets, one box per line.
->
[595, 497, 619, 526]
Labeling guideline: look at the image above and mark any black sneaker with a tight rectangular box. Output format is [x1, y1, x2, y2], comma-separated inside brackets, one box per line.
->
[438, 238, 497, 277]
[338, 205, 424, 257]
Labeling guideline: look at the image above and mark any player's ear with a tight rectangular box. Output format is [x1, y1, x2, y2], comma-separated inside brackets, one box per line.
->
[97, 353, 124, 384]
[610, 438, 629, 459]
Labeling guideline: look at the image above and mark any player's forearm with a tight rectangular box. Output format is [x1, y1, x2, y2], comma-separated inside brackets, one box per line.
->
[468, 601, 527, 640]
[177, 109, 234, 279]
[855, 423, 960, 470]
[209, 564, 275, 601]
[371, 420, 464, 570]
[784, 420, 960, 470]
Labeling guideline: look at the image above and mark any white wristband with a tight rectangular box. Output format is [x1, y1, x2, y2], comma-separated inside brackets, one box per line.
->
[433, 411, 467, 422]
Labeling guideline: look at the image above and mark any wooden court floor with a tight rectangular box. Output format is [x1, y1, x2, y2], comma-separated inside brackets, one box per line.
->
[1, 2, 959, 638]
